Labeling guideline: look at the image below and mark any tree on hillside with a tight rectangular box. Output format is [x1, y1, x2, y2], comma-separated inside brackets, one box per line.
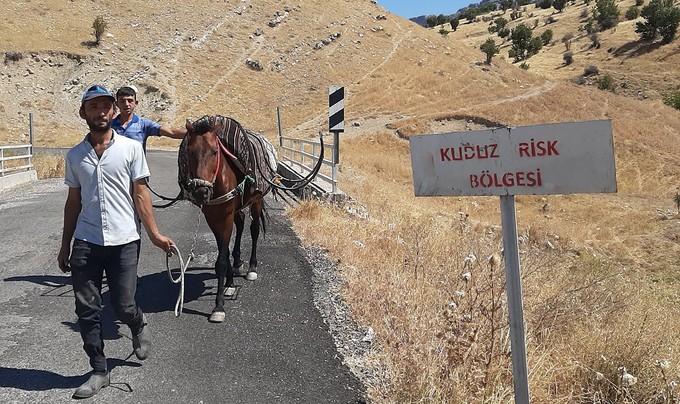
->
[675, 192, 680, 213]
[495, 17, 509, 31]
[450, 18, 460, 31]
[425, 14, 450, 28]
[480, 38, 500, 64]
[479, 3, 499, 13]
[554, 0, 568, 12]
[92, 15, 107, 45]
[488, 17, 508, 34]
[593, 0, 620, 30]
[501, 0, 515, 12]
[528, 36, 544, 56]
[537, 0, 554, 9]
[509, 23, 533, 61]
[626, 5, 641, 20]
[636, 0, 680, 42]
[460, 7, 479, 22]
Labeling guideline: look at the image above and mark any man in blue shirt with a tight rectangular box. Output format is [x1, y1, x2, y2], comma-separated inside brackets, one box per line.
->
[58, 84, 174, 399]
[112, 85, 186, 151]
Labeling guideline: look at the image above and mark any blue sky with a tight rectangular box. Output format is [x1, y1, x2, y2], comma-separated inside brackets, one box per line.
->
[376, 0, 470, 19]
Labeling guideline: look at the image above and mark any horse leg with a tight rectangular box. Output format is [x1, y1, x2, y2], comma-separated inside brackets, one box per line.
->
[209, 237, 230, 323]
[232, 211, 247, 277]
[246, 202, 262, 281]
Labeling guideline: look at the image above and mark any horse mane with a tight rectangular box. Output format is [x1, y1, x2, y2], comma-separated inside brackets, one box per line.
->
[189, 115, 216, 135]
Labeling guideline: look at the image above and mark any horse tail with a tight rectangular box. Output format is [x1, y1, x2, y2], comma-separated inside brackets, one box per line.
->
[260, 201, 268, 235]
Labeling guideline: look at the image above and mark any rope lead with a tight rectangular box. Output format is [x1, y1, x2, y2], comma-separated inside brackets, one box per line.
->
[166, 244, 194, 317]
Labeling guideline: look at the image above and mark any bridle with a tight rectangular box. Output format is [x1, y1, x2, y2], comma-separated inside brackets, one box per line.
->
[186, 133, 253, 206]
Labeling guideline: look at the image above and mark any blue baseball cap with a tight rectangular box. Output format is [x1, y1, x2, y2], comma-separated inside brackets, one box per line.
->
[81, 85, 115, 106]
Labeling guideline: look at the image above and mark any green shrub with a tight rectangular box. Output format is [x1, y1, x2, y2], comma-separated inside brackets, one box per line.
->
[597, 73, 616, 91]
[528, 36, 544, 56]
[519, 61, 530, 69]
[541, 29, 554, 44]
[662, 90, 680, 110]
[92, 15, 107, 45]
[563, 50, 574, 64]
[626, 6, 641, 19]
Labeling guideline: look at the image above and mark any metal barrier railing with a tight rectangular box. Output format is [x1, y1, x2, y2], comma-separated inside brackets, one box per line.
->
[276, 108, 339, 194]
[1, 113, 34, 177]
[278, 134, 338, 193]
[0, 144, 33, 177]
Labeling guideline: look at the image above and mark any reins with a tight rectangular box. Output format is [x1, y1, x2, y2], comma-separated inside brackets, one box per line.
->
[145, 178, 183, 208]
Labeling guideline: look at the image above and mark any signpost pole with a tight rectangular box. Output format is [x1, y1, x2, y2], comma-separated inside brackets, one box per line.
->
[499, 195, 530, 404]
[276, 107, 283, 148]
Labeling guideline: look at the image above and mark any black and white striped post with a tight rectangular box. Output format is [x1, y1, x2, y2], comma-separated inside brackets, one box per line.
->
[329, 86, 344, 166]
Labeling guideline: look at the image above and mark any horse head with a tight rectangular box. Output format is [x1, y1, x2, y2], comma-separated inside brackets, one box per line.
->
[184, 116, 225, 206]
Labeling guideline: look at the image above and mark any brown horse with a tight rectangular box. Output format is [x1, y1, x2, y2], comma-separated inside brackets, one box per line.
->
[179, 115, 323, 323]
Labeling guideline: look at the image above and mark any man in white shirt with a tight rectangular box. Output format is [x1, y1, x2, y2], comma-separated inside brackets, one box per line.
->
[57, 84, 174, 399]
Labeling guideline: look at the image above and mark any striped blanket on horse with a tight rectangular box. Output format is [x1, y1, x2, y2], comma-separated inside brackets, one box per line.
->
[178, 115, 278, 201]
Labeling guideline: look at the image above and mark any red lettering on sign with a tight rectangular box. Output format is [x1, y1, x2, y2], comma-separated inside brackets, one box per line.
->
[442, 144, 500, 161]
[518, 139, 559, 157]
[469, 169, 543, 189]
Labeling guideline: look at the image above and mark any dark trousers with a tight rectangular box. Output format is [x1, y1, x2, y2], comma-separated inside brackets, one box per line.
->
[69, 239, 144, 373]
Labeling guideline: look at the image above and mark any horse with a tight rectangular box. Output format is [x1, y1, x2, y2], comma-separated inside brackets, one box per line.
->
[179, 115, 323, 322]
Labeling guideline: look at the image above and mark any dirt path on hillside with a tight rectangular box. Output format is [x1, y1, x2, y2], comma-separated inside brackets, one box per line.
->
[184, 37, 266, 119]
[484, 81, 557, 107]
[293, 17, 413, 136]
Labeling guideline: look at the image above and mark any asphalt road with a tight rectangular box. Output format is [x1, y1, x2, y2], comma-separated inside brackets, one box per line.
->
[0, 150, 365, 403]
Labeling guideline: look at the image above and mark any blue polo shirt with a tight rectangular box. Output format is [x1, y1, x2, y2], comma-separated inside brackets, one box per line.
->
[111, 114, 161, 151]
[64, 133, 150, 246]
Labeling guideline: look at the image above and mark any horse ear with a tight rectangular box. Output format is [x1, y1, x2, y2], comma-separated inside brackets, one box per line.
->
[185, 120, 193, 132]
[212, 120, 223, 132]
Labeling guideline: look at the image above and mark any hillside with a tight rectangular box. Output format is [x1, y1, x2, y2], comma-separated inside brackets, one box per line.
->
[439, 0, 680, 101]
[2, 0, 680, 402]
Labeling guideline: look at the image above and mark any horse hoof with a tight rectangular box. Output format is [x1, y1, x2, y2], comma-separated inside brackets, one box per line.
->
[234, 266, 248, 277]
[246, 271, 258, 281]
[209, 311, 225, 323]
[224, 286, 237, 297]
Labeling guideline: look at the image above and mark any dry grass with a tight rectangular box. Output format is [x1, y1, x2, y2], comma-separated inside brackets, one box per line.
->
[288, 136, 680, 402]
[33, 153, 64, 179]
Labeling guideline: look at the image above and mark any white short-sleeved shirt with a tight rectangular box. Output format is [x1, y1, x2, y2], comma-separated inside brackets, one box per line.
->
[64, 132, 150, 246]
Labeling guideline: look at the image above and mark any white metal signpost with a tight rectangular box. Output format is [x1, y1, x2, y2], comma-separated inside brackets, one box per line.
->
[409, 120, 616, 403]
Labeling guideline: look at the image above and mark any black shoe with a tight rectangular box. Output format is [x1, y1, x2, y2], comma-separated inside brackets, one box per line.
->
[132, 314, 151, 360]
[72, 371, 110, 399]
